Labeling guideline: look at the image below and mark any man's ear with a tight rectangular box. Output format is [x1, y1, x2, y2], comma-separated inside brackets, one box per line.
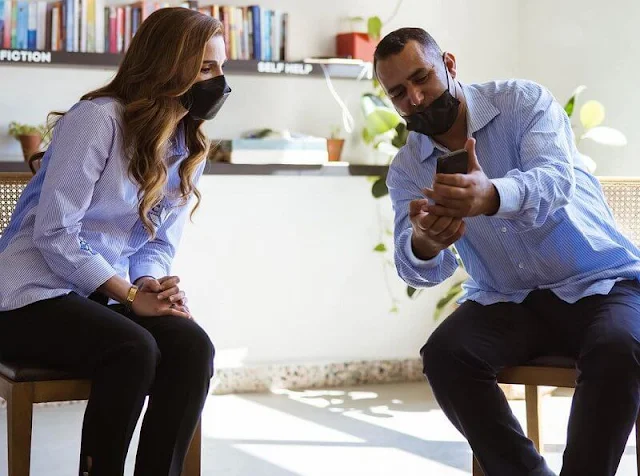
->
[443, 52, 458, 79]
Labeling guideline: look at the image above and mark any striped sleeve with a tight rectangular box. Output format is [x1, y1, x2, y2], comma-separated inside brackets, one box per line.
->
[491, 83, 576, 231]
[128, 161, 206, 283]
[32, 101, 118, 294]
[387, 157, 458, 288]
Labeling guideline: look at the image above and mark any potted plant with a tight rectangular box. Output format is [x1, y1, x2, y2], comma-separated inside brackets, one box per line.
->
[8, 121, 47, 163]
[327, 125, 345, 162]
[336, 16, 381, 62]
[336, 0, 403, 61]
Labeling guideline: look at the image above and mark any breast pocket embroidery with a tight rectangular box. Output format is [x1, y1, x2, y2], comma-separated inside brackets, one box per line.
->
[148, 202, 165, 229]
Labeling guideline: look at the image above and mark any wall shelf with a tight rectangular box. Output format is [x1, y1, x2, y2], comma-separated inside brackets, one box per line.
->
[0, 161, 388, 176]
[0, 49, 372, 80]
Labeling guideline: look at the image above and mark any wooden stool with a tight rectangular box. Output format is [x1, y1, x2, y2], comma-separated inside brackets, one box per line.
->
[471, 356, 640, 475]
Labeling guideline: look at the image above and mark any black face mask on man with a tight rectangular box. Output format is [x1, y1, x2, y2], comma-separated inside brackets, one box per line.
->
[180, 75, 232, 121]
[403, 55, 460, 137]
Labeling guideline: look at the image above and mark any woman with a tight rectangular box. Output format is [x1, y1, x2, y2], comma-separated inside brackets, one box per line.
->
[0, 8, 229, 476]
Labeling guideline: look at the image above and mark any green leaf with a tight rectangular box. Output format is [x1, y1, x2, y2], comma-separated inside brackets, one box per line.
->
[563, 85, 587, 118]
[373, 243, 387, 252]
[367, 16, 382, 40]
[391, 122, 408, 149]
[362, 100, 401, 137]
[406, 286, 423, 299]
[362, 127, 372, 144]
[371, 176, 389, 198]
[433, 280, 465, 320]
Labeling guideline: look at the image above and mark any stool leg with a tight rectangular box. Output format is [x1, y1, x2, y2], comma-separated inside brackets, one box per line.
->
[7, 383, 34, 476]
[472, 454, 484, 475]
[181, 418, 201, 476]
[525, 385, 543, 454]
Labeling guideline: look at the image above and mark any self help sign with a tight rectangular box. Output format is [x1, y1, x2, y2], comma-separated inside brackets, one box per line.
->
[257, 61, 313, 75]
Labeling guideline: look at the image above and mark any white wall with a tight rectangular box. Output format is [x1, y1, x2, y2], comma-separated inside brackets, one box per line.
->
[518, 0, 639, 176]
[0, 0, 519, 365]
[172, 175, 467, 366]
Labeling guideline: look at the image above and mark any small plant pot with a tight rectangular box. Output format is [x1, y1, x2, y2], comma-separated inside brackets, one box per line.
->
[327, 138, 345, 162]
[18, 134, 42, 162]
[336, 32, 377, 62]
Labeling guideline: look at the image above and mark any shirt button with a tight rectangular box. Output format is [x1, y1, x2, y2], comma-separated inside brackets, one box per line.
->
[518, 263, 524, 269]
[501, 227, 507, 233]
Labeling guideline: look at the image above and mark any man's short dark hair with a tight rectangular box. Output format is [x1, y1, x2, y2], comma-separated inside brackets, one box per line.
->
[373, 27, 442, 74]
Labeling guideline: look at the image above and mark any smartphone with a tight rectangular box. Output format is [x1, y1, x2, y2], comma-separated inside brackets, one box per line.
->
[436, 149, 469, 175]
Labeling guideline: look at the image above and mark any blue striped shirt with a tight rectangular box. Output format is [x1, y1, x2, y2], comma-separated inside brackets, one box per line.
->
[0, 97, 204, 311]
[388, 80, 640, 305]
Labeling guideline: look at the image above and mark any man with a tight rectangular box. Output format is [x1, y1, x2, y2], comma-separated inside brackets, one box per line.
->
[376, 27, 640, 476]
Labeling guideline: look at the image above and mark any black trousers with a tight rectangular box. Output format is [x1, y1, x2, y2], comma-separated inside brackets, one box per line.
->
[0, 292, 215, 476]
[421, 279, 640, 476]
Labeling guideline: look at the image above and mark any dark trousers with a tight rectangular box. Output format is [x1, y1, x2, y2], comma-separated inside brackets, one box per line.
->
[0, 292, 215, 476]
[422, 279, 640, 476]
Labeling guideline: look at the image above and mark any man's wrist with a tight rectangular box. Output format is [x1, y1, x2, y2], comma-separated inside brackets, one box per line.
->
[484, 183, 501, 216]
[411, 234, 438, 260]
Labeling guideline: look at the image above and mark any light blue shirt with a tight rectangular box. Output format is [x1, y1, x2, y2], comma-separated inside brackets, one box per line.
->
[0, 97, 204, 311]
[388, 80, 640, 305]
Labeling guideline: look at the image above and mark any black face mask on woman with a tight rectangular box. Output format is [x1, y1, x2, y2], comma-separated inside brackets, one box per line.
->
[179, 75, 232, 121]
[403, 55, 460, 137]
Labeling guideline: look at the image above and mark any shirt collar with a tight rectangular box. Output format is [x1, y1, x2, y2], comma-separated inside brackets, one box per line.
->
[416, 82, 501, 162]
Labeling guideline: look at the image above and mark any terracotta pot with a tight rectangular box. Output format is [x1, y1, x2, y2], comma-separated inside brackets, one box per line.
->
[336, 32, 377, 62]
[327, 138, 345, 162]
[18, 134, 42, 162]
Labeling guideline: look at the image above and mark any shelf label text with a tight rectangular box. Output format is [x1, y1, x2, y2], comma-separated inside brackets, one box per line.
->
[257, 61, 313, 75]
[0, 50, 52, 63]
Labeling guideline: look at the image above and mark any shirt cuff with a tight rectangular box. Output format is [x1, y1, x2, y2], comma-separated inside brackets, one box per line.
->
[129, 261, 168, 284]
[67, 255, 117, 295]
[490, 177, 523, 218]
[404, 234, 443, 269]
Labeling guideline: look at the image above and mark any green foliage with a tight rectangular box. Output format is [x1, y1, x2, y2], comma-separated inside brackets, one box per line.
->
[373, 243, 387, 252]
[433, 280, 465, 320]
[367, 16, 383, 40]
[8, 121, 46, 138]
[371, 175, 389, 198]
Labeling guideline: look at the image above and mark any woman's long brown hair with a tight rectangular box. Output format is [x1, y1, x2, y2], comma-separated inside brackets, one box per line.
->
[37, 8, 222, 236]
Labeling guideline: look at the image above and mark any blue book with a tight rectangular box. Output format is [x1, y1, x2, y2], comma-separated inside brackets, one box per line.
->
[249, 5, 260, 61]
[26, 2, 35, 49]
[261, 8, 270, 61]
[64, 0, 73, 51]
[0, 1, 5, 49]
[16, 1, 28, 49]
[132, 7, 140, 36]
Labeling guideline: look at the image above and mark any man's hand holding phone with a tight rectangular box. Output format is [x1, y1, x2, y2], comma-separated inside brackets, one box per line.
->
[408, 199, 466, 260]
[423, 138, 500, 218]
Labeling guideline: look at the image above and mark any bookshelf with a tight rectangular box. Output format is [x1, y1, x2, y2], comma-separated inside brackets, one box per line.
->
[0, 1, 373, 80]
[0, 49, 373, 79]
[0, 160, 388, 176]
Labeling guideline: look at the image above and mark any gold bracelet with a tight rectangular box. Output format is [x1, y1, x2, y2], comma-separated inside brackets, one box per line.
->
[125, 285, 139, 312]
